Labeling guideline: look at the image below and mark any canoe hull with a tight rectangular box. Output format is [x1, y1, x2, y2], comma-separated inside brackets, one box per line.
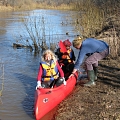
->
[34, 72, 78, 120]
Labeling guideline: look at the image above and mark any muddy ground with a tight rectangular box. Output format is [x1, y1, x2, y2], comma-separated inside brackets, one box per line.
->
[54, 20, 120, 120]
[55, 58, 120, 120]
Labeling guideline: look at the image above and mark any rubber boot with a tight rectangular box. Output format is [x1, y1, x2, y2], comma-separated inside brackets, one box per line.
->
[93, 67, 98, 80]
[84, 70, 96, 87]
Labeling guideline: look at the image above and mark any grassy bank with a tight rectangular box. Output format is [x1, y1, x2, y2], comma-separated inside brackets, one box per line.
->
[0, 3, 74, 11]
[0, 5, 13, 11]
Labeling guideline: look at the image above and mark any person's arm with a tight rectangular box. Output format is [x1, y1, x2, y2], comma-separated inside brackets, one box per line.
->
[74, 50, 85, 69]
[37, 64, 43, 81]
[70, 50, 85, 76]
[56, 61, 66, 85]
[56, 61, 64, 77]
[36, 64, 43, 89]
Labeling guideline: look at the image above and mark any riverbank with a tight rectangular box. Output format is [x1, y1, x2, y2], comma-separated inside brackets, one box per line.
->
[55, 20, 120, 120]
[0, 5, 13, 11]
[55, 58, 120, 120]
[0, 4, 73, 12]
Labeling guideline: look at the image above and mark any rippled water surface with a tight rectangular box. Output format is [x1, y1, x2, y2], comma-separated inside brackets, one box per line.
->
[0, 9, 79, 120]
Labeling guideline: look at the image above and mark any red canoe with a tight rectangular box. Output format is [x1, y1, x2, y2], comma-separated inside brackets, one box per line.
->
[34, 71, 78, 120]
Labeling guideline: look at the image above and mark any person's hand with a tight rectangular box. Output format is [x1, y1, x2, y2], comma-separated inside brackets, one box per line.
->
[62, 77, 67, 85]
[72, 69, 78, 73]
[36, 81, 42, 90]
[69, 73, 74, 78]
[60, 63, 64, 67]
[73, 61, 75, 64]
[69, 69, 78, 78]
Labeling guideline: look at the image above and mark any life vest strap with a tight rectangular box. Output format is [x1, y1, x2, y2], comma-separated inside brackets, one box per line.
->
[42, 73, 58, 78]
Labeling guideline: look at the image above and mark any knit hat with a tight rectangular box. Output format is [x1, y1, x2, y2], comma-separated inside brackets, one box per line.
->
[63, 39, 72, 47]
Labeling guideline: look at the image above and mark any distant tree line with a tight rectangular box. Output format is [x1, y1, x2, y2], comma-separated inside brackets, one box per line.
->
[0, 0, 33, 7]
[0, 0, 75, 7]
[35, 0, 75, 6]
[0, 0, 119, 11]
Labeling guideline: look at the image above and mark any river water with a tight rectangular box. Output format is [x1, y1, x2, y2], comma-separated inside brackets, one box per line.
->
[0, 9, 79, 120]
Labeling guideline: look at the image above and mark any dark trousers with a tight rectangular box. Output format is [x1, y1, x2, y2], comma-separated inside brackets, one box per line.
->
[62, 62, 74, 78]
[41, 78, 64, 88]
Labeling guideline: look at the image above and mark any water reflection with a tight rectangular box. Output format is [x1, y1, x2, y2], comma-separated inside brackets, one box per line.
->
[0, 9, 79, 120]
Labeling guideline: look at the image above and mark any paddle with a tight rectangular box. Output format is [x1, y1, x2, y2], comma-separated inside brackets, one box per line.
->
[59, 40, 67, 53]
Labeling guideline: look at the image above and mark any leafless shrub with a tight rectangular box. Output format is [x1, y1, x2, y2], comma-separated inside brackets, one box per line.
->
[13, 12, 59, 54]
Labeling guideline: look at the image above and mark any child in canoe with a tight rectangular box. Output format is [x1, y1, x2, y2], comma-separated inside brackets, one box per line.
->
[36, 49, 66, 89]
[55, 39, 76, 77]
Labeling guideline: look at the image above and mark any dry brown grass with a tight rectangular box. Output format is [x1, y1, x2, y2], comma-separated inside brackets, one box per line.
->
[0, 3, 74, 11]
[0, 5, 13, 11]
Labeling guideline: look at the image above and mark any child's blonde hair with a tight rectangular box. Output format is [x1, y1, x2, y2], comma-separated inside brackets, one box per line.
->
[42, 49, 57, 64]
[72, 36, 83, 47]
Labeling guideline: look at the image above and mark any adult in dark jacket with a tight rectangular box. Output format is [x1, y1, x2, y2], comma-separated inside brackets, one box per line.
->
[71, 36, 109, 86]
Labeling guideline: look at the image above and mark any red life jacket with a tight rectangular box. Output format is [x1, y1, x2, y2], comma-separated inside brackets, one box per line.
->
[60, 48, 73, 63]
